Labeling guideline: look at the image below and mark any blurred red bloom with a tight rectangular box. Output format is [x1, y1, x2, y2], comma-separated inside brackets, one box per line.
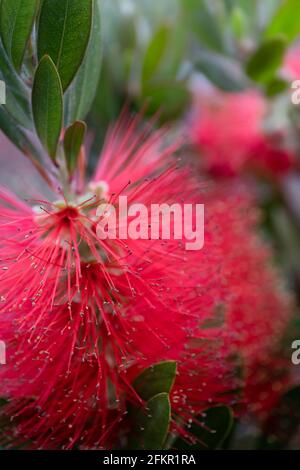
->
[0, 116, 292, 448]
[191, 89, 294, 178]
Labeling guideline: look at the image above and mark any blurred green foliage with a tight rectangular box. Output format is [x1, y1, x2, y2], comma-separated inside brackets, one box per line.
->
[87, 0, 296, 157]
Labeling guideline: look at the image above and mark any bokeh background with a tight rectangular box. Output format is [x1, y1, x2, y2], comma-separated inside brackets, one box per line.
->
[2, 0, 300, 449]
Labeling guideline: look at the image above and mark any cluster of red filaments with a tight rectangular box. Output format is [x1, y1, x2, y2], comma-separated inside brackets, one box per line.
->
[0, 116, 292, 448]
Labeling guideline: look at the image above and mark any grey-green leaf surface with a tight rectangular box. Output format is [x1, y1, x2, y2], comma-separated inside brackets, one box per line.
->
[133, 361, 177, 401]
[129, 393, 171, 450]
[37, 0, 93, 91]
[0, 40, 32, 129]
[0, 0, 38, 71]
[64, 0, 102, 124]
[196, 51, 248, 91]
[181, 0, 224, 52]
[32, 55, 63, 159]
[142, 25, 170, 84]
[64, 120, 86, 173]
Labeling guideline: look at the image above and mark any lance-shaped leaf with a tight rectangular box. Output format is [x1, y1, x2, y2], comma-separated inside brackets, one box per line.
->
[265, 0, 300, 44]
[0, 40, 32, 129]
[129, 393, 171, 450]
[0, 398, 8, 408]
[181, 0, 224, 52]
[133, 361, 177, 401]
[64, 0, 102, 124]
[37, 0, 93, 91]
[175, 405, 234, 450]
[246, 35, 287, 84]
[265, 77, 289, 98]
[0, 0, 38, 72]
[141, 81, 190, 122]
[64, 120, 86, 173]
[142, 25, 170, 84]
[196, 51, 248, 92]
[32, 55, 63, 159]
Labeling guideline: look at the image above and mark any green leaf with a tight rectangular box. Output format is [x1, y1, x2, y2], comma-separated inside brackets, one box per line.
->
[37, 0, 93, 91]
[142, 26, 170, 84]
[129, 393, 171, 450]
[246, 35, 287, 84]
[258, 386, 300, 450]
[265, 0, 300, 43]
[0, 0, 38, 72]
[230, 7, 246, 40]
[64, 0, 102, 123]
[196, 51, 248, 92]
[0, 398, 8, 408]
[0, 40, 32, 129]
[181, 0, 224, 52]
[141, 81, 190, 122]
[175, 406, 234, 450]
[32, 55, 63, 159]
[142, 25, 185, 87]
[265, 77, 289, 97]
[133, 361, 177, 401]
[64, 120, 86, 173]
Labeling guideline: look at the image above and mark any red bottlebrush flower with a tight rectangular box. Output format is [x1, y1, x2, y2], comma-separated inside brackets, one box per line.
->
[249, 133, 294, 177]
[244, 355, 291, 420]
[215, 188, 292, 418]
[0, 118, 233, 449]
[191, 89, 265, 175]
[179, 184, 292, 421]
[0, 116, 292, 448]
[190, 89, 294, 178]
